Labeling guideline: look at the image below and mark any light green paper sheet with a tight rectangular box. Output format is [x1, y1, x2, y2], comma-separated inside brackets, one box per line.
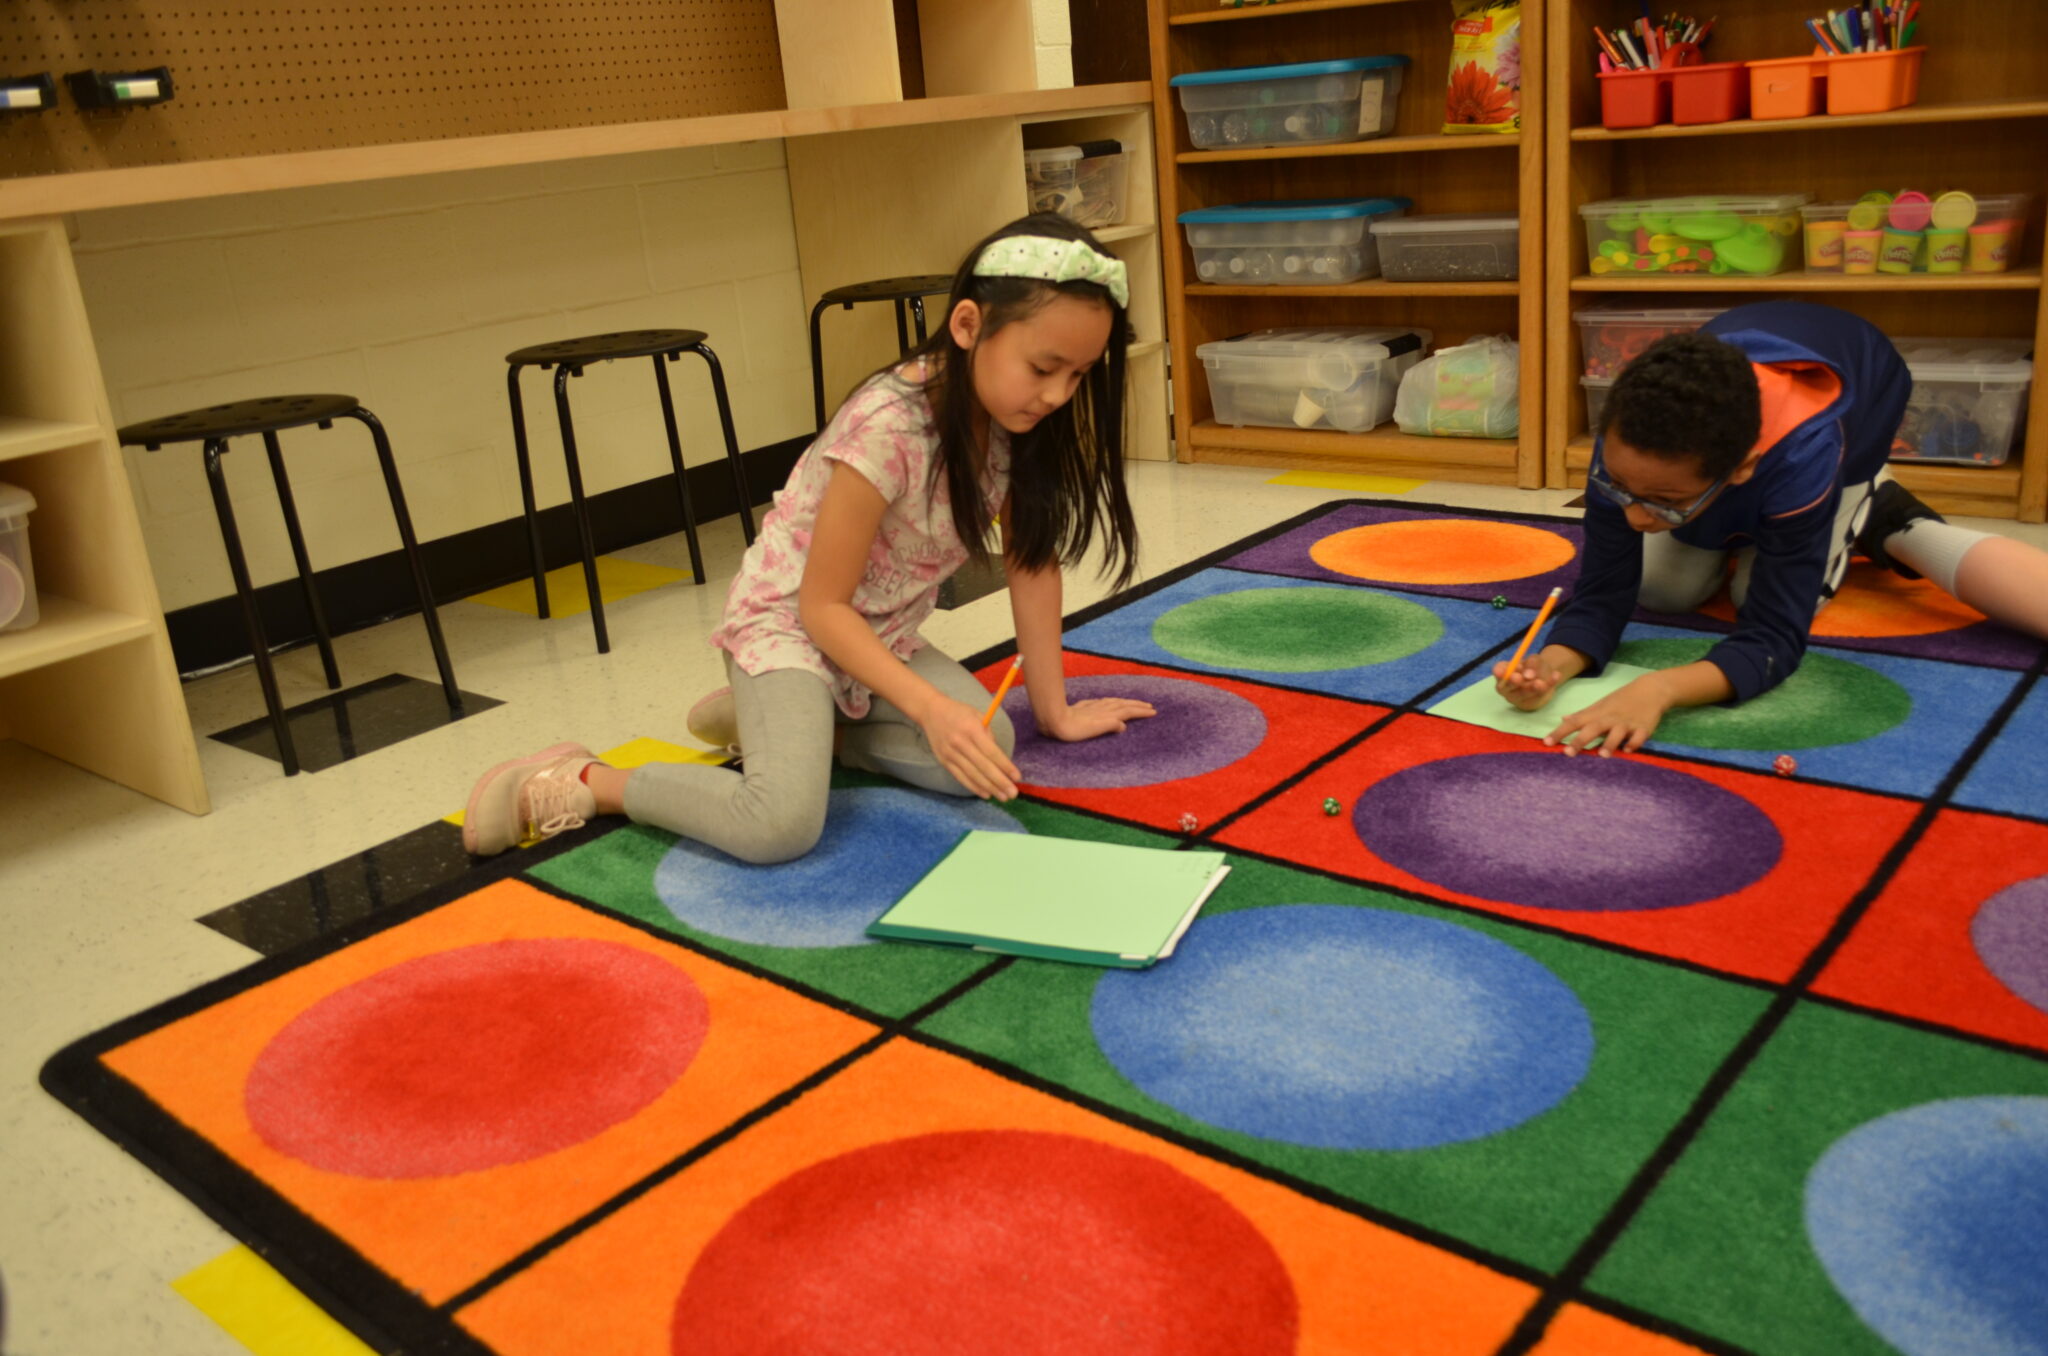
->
[1425, 662, 1659, 743]
[868, 831, 1231, 967]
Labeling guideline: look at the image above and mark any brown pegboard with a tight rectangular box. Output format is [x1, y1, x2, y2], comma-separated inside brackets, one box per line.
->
[0, 1, 787, 178]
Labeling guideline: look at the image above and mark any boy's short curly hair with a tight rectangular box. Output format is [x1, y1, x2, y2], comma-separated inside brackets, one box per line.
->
[1603, 333, 1762, 479]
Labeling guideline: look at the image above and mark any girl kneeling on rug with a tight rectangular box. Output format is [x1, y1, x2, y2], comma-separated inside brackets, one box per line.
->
[463, 214, 1154, 861]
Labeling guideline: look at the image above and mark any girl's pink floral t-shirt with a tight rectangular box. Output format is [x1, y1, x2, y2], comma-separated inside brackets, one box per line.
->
[710, 363, 1010, 718]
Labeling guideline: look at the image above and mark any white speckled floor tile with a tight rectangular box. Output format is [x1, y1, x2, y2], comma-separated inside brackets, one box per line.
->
[1, 459, 2040, 1354]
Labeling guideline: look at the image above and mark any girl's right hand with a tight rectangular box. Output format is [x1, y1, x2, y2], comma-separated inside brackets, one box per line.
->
[1492, 656, 1567, 712]
[920, 698, 1022, 801]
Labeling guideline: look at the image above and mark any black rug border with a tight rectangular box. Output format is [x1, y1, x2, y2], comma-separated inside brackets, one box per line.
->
[37, 494, 2048, 1356]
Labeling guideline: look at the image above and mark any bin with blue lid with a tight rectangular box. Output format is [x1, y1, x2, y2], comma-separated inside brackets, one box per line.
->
[1170, 56, 1409, 150]
[1178, 198, 1412, 285]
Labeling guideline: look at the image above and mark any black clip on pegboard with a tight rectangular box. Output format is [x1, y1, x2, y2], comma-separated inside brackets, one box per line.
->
[65, 67, 175, 111]
[0, 74, 58, 114]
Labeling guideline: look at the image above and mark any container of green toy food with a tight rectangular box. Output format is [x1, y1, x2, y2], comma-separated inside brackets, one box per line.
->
[1580, 193, 1810, 277]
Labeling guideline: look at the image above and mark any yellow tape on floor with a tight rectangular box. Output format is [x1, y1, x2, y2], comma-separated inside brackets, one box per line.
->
[465, 555, 691, 618]
[445, 737, 728, 829]
[174, 1246, 375, 1356]
[1265, 470, 1425, 494]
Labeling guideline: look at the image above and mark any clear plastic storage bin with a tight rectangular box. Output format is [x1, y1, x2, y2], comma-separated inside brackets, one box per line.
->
[1572, 305, 1726, 378]
[1025, 140, 1130, 229]
[1889, 338, 2035, 466]
[0, 481, 39, 632]
[1198, 326, 1431, 434]
[1179, 198, 1411, 285]
[1800, 193, 2030, 276]
[1581, 193, 1810, 276]
[1171, 56, 1408, 150]
[1581, 375, 1614, 434]
[1369, 213, 1521, 281]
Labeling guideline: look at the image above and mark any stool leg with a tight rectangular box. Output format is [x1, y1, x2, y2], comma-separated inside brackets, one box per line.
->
[344, 407, 463, 710]
[893, 298, 911, 356]
[910, 295, 930, 346]
[688, 342, 755, 545]
[808, 297, 831, 433]
[652, 355, 707, 585]
[551, 367, 610, 654]
[261, 430, 342, 690]
[204, 438, 299, 775]
[505, 364, 551, 618]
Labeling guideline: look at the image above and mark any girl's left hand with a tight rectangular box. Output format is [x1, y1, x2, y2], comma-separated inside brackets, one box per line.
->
[1544, 678, 1668, 758]
[1040, 697, 1157, 743]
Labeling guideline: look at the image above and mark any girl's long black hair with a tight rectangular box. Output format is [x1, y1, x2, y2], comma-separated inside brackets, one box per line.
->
[891, 212, 1140, 590]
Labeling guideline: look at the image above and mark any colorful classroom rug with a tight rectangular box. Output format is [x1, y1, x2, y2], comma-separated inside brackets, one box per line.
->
[43, 498, 2048, 1356]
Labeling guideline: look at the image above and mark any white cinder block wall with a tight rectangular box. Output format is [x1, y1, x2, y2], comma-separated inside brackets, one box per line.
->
[71, 140, 815, 613]
[1033, 0, 1075, 89]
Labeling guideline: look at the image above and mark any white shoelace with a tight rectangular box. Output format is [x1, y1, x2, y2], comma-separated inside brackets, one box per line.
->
[521, 763, 589, 841]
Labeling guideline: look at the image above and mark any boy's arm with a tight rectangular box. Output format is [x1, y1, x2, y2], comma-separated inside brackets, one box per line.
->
[1543, 496, 1644, 678]
[1698, 492, 1839, 700]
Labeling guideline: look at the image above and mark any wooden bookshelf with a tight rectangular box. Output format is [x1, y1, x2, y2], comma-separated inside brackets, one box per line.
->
[1150, 0, 1545, 485]
[1544, 0, 2048, 521]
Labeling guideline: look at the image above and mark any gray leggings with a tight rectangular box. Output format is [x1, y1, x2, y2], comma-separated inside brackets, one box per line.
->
[621, 644, 1016, 865]
[1637, 475, 1880, 615]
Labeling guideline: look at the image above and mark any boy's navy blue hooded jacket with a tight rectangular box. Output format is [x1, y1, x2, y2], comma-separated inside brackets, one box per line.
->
[1547, 301, 1910, 701]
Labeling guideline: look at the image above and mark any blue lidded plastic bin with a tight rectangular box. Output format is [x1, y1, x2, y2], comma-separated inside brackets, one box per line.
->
[1178, 198, 1413, 285]
[1170, 55, 1409, 150]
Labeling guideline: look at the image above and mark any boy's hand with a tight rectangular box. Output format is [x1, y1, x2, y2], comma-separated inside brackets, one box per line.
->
[1492, 655, 1569, 712]
[1039, 697, 1157, 743]
[920, 698, 1021, 800]
[1544, 675, 1670, 758]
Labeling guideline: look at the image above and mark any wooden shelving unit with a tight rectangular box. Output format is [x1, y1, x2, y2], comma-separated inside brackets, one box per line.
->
[784, 96, 1171, 461]
[1148, 0, 1545, 486]
[1545, 0, 2048, 522]
[0, 219, 207, 812]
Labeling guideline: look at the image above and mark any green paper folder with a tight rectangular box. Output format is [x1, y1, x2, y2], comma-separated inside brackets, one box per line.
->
[867, 831, 1231, 968]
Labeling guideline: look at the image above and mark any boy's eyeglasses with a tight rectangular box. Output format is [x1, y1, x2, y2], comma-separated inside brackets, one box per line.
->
[1587, 449, 1731, 527]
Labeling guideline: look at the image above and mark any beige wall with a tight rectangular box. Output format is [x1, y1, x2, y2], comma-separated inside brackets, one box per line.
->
[71, 141, 814, 613]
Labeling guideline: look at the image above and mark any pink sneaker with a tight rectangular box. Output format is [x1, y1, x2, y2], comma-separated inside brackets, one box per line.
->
[462, 742, 599, 856]
[687, 686, 738, 755]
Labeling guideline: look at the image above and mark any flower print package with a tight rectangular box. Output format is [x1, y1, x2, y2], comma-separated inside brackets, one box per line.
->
[1443, 0, 1522, 134]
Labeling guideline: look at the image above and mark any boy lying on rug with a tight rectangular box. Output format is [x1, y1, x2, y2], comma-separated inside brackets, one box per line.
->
[1496, 300, 2048, 755]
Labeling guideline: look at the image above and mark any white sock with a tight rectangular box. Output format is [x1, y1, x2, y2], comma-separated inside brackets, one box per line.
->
[1882, 519, 1992, 595]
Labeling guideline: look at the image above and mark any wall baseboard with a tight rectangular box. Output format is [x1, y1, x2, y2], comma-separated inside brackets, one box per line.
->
[167, 436, 808, 678]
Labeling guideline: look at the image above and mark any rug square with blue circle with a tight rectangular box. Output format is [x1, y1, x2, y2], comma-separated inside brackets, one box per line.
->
[1061, 566, 1533, 707]
[914, 852, 1770, 1275]
[524, 772, 1074, 1021]
[1585, 1001, 2048, 1356]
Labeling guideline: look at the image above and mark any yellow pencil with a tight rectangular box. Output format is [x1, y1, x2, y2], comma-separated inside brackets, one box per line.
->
[1504, 587, 1563, 680]
[982, 656, 1022, 728]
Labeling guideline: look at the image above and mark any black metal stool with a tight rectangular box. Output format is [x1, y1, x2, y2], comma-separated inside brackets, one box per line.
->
[505, 329, 756, 655]
[809, 275, 953, 430]
[119, 395, 462, 777]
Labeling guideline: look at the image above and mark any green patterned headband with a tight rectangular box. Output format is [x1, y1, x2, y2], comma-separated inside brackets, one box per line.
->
[972, 234, 1129, 308]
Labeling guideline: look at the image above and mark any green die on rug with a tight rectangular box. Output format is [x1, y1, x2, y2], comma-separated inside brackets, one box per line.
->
[1323, 797, 1342, 815]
